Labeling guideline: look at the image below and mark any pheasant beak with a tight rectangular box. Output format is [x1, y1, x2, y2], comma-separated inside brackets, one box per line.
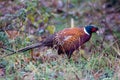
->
[95, 28, 102, 35]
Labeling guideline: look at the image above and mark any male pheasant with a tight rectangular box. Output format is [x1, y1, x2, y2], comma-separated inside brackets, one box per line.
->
[16, 25, 98, 59]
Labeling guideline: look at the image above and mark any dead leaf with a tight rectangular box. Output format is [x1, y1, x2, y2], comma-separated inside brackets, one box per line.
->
[5, 30, 19, 40]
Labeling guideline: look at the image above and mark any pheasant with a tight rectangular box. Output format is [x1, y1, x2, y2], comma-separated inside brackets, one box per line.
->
[15, 25, 98, 59]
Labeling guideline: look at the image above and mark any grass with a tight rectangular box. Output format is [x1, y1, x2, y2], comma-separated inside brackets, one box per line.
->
[1, 40, 119, 80]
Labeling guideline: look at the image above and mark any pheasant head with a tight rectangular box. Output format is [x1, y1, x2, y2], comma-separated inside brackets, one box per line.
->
[84, 25, 98, 35]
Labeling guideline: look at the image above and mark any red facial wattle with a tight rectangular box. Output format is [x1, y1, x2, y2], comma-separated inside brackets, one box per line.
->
[92, 28, 98, 32]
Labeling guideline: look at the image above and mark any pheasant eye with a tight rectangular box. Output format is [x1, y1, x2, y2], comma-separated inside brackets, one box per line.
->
[91, 28, 98, 32]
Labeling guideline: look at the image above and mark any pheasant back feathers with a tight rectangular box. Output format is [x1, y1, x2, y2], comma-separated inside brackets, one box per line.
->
[54, 27, 91, 58]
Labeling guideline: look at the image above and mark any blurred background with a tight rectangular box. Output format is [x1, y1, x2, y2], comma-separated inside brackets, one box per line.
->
[0, 0, 120, 80]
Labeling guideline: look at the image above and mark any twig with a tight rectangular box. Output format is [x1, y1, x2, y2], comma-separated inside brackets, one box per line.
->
[73, 72, 80, 80]
[71, 18, 74, 28]
[2, 47, 15, 53]
[1, 51, 17, 58]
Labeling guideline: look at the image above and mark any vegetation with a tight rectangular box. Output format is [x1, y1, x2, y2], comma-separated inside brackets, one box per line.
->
[0, 0, 120, 80]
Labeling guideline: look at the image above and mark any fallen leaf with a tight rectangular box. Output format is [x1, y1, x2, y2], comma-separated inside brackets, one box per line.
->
[5, 30, 19, 40]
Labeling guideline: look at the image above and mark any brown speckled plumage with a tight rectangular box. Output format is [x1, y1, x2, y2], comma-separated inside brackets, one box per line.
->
[53, 27, 91, 58]
[17, 26, 98, 59]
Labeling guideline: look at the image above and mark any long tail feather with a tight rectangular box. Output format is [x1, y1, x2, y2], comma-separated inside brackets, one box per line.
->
[17, 43, 42, 52]
[1, 43, 43, 58]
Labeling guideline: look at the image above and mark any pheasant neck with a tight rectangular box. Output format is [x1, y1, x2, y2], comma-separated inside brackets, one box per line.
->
[84, 27, 90, 35]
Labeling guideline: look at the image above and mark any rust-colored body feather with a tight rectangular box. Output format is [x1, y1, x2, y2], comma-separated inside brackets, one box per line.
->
[54, 27, 91, 58]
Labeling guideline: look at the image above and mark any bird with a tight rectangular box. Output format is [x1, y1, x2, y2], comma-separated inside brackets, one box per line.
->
[14, 25, 98, 59]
